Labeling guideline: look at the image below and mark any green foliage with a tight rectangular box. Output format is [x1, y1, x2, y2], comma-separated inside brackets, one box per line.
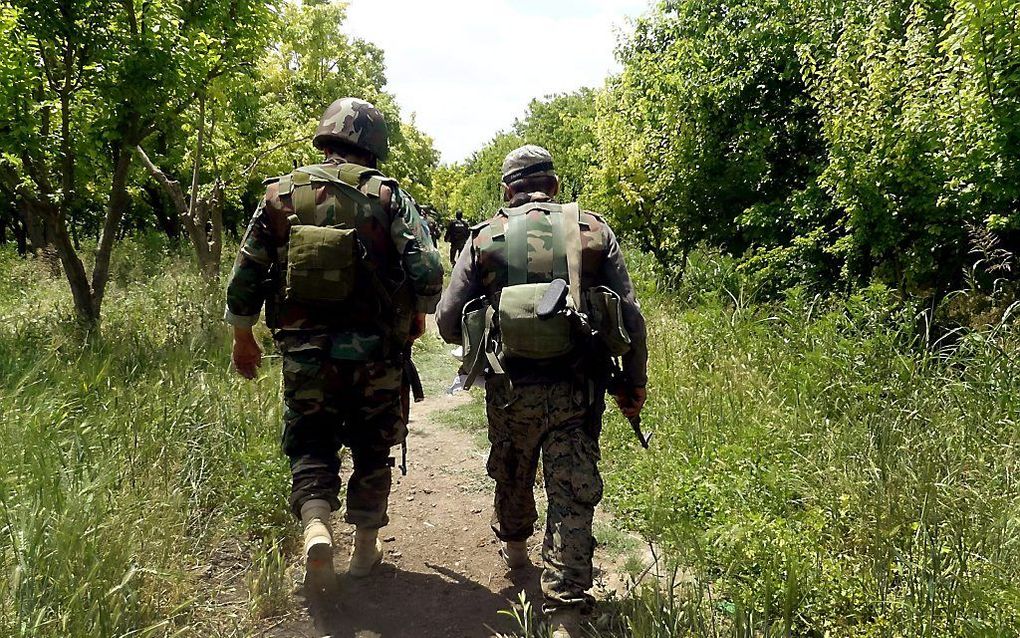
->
[440, 0, 1019, 299]
[428, 132, 523, 221]
[0, 241, 289, 637]
[515, 90, 600, 202]
[806, 0, 1020, 292]
[597, 255, 1020, 635]
[590, 0, 830, 283]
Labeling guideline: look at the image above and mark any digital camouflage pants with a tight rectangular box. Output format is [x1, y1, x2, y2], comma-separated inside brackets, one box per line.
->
[281, 341, 406, 528]
[485, 379, 604, 613]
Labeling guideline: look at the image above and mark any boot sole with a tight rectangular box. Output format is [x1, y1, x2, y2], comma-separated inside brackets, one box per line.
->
[304, 542, 334, 589]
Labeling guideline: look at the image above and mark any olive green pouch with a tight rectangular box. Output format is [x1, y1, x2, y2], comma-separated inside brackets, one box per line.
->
[497, 282, 576, 360]
[585, 286, 632, 357]
[285, 224, 358, 303]
[461, 297, 492, 389]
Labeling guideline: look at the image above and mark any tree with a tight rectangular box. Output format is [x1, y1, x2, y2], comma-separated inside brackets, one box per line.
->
[514, 90, 600, 202]
[0, 0, 272, 327]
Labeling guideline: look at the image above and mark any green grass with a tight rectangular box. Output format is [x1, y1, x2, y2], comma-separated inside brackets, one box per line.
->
[3, 240, 1018, 638]
[0, 242, 291, 637]
[595, 254, 1020, 637]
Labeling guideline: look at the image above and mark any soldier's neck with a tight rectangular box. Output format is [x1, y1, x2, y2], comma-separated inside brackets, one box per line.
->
[325, 152, 374, 168]
[508, 191, 553, 207]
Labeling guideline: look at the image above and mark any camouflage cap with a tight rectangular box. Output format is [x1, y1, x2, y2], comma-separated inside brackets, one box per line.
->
[313, 98, 389, 161]
[501, 145, 556, 184]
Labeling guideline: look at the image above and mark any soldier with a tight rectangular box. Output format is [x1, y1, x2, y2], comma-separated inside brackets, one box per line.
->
[422, 206, 442, 245]
[444, 209, 470, 265]
[435, 145, 648, 637]
[225, 98, 443, 587]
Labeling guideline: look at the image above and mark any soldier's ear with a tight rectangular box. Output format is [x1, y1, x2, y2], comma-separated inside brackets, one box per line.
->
[502, 183, 512, 202]
[551, 176, 561, 198]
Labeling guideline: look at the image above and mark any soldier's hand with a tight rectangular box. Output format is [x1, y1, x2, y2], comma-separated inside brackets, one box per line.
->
[614, 386, 647, 420]
[409, 313, 427, 342]
[232, 329, 263, 380]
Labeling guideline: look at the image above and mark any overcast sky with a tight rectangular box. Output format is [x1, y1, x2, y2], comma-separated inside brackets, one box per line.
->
[344, 0, 648, 163]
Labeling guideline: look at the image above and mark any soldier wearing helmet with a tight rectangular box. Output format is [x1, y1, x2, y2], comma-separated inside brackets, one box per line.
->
[225, 98, 443, 588]
[435, 145, 648, 637]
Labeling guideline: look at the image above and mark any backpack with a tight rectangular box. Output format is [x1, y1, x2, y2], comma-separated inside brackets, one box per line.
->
[276, 163, 392, 306]
[461, 202, 633, 389]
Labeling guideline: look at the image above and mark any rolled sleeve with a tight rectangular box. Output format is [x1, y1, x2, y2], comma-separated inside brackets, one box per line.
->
[436, 242, 480, 344]
[601, 228, 648, 387]
[223, 199, 274, 328]
[223, 307, 260, 328]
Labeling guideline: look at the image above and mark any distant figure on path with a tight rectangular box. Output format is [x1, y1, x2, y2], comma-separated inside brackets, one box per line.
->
[444, 210, 470, 265]
[435, 145, 648, 638]
[224, 98, 443, 589]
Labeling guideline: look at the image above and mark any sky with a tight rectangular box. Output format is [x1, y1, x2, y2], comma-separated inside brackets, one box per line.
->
[344, 0, 648, 163]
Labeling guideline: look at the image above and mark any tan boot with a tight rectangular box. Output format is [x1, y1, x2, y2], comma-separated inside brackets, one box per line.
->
[300, 499, 333, 585]
[548, 608, 583, 638]
[348, 527, 383, 578]
[500, 540, 531, 569]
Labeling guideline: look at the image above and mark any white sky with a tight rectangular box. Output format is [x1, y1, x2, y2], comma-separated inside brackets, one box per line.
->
[344, 0, 648, 163]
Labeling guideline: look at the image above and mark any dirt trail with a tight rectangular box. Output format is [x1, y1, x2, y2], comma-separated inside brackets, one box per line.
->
[259, 346, 637, 638]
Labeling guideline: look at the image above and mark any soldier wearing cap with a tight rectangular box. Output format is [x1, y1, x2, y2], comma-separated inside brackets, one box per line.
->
[224, 98, 443, 587]
[435, 145, 648, 637]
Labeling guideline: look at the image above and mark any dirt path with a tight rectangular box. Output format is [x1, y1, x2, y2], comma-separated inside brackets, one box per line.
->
[258, 349, 638, 638]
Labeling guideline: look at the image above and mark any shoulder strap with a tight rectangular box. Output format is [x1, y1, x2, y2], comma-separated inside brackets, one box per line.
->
[505, 208, 530, 286]
[563, 203, 583, 311]
[291, 171, 315, 224]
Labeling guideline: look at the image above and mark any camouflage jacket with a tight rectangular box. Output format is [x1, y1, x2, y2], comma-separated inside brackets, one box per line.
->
[435, 193, 648, 386]
[224, 158, 444, 360]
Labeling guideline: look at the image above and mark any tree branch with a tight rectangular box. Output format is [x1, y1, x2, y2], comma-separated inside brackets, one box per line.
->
[136, 145, 189, 214]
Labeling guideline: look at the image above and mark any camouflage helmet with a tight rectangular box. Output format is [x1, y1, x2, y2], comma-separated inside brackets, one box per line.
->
[313, 98, 389, 161]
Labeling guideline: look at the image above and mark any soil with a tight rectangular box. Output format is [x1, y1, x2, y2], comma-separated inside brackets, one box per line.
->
[253, 347, 643, 638]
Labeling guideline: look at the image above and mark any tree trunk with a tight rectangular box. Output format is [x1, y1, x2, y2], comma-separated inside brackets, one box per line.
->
[136, 98, 223, 280]
[144, 184, 181, 240]
[204, 181, 224, 279]
[89, 146, 133, 321]
[14, 215, 28, 256]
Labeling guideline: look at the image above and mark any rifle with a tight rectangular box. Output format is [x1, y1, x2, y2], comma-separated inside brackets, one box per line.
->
[538, 280, 652, 450]
[399, 345, 425, 476]
[608, 361, 652, 449]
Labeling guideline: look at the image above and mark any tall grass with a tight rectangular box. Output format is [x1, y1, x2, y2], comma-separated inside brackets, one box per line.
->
[595, 251, 1020, 636]
[0, 241, 291, 637]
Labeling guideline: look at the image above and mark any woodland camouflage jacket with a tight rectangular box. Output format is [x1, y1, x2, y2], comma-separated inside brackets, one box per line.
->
[224, 158, 443, 360]
[435, 193, 648, 386]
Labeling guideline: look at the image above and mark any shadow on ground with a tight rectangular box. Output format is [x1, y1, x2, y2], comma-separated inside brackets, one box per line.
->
[299, 561, 544, 638]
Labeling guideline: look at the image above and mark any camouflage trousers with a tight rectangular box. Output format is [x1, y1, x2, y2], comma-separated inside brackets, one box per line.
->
[281, 341, 406, 528]
[485, 379, 604, 613]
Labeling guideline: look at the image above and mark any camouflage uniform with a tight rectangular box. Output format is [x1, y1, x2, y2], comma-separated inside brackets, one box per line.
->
[435, 146, 647, 613]
[225, 99, 444, 526]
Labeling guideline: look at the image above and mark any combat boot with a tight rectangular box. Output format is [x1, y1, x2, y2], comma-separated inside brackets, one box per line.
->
[300, 499, 334, 585]
[348, 527, 383, 577]
[500, 540, 531, 569]
[548, 608, 583, 638]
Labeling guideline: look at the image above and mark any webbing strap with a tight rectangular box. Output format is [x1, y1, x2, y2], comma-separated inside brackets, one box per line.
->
[292, 171, 316, 225]
[550, 210, 568, 281]
[506, 211, 529, 286]
[563, 203, 583, 311]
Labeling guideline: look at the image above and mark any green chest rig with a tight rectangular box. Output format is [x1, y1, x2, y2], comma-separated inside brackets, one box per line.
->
[274, 163, 391, 305]
[460, 202, 584, 389]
